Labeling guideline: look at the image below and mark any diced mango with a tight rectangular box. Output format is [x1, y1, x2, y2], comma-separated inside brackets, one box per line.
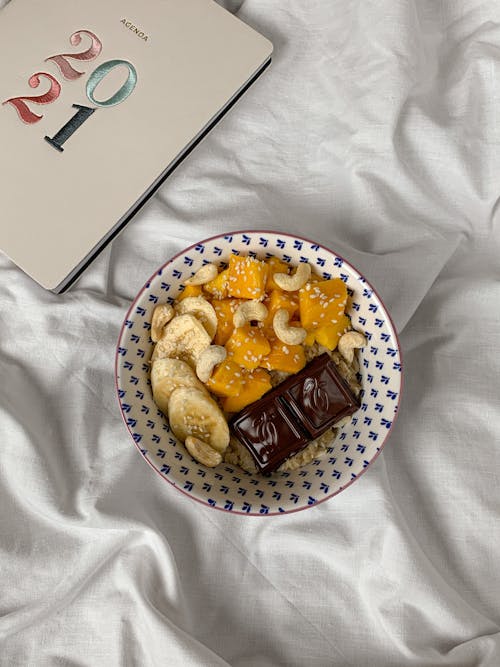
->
[212, 298, 242, 346]
[260, 335, 306, 374]
[225, 323, 271, 370]
[263, 289, 299, 329]
[177, 284, 202, 301]
[203, 268, 230, 299]
[227, 255, 269, 300]
[299, 278, 348, 330]
[206, 358, 244, 397]
[314, 314, 351, 350]
[222, 368, 272, 413]
[304, 329, 316, 346]
[265, 256, 289, 291]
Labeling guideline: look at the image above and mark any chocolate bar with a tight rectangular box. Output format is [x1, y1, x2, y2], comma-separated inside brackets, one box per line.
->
[230, 353, 360, 474]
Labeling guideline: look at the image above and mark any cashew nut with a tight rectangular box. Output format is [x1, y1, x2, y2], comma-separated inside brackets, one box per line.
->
[184, 263, 218, 286]
[185, 435, 222, 468]
[175, 296, 218, 340]
[196, 345, 227, 383]
[233, 300, 268, 328]
[273, 262, 311, 291]
[273, 309, 307, 345]
[151, 304, 175, 342]
[338, 330, 367, 365]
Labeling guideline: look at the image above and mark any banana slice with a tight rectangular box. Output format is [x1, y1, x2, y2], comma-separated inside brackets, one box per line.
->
[168, 387, 230, 453]
[175, 296, 218, 340]
[151, 313, 211, 367]
[151, 358, 208, 415]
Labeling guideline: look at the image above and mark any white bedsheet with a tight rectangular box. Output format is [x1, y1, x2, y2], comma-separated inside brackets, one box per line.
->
[1, 1, 500, 665]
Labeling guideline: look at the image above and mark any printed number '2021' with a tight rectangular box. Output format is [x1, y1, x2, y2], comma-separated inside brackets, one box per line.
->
[2, 30, 137, 152]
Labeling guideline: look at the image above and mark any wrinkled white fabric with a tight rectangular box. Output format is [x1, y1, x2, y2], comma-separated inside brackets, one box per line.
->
[1, 0, 500, 665]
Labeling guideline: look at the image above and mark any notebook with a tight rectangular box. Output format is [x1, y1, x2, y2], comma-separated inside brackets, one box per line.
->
[0, 0, 272, 292]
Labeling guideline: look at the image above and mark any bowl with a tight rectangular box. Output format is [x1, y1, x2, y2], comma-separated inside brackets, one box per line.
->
[115, 231, 402, 515]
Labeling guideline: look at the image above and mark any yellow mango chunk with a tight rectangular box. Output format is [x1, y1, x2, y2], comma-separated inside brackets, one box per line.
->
[314, 314, 351, 350]
[225, 323, 271, 370]
[177, 284, 202, 301]
[227, 255, 269, 300]
[304, 330, 316, 346]
[299, 278, 348, 330]
[206, 358, 244, 398]
[265, 256, 289, 291]
[203, 268, 230, 299]
[222, 368, 272, 413]
[212, 298, 242, 346]
[263, 289, 299, 329]
[260, 335, 306, 374]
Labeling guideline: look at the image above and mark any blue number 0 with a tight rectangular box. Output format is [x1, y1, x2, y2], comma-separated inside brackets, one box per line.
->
[86, 59, 137, 107]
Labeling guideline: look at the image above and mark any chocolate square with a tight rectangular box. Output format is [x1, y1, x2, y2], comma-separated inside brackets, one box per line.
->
[283, 359, 359, 438]
[231, 397, 309, 474]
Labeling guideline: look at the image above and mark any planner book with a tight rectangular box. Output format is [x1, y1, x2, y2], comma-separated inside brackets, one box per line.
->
[0, 0, 272, 291]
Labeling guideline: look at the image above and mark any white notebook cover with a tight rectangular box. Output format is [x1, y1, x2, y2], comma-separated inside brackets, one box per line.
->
[0, 0, 272, 291]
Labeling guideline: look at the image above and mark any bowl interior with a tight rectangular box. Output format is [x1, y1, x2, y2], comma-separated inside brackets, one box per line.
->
[115, 231, 402, 515]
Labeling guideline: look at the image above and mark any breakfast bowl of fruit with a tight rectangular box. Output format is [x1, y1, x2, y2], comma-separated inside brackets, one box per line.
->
[115, 231, 402, 515]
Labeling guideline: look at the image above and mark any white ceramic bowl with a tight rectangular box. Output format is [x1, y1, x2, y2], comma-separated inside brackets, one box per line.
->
[115, 231, 402, 515]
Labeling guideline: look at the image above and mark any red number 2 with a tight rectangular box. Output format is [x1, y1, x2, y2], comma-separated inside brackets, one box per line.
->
[2, 73, 61, 124]
[45, 30, 102, 81]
